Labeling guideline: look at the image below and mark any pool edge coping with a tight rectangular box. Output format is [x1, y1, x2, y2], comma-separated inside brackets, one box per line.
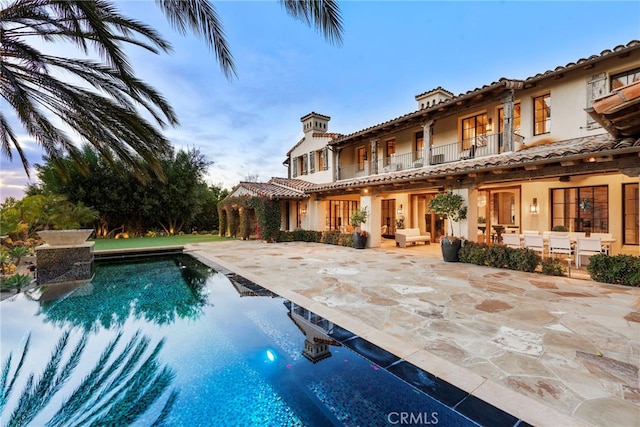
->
[188, 247, 590, 427]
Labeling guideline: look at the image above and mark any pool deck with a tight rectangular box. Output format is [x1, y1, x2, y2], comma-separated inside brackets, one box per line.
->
[187, 239, 640, 427]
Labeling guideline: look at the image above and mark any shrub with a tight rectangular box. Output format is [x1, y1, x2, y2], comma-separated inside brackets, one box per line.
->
[292, 228, 306, 241]
[9, 245, 29, 267]
[551, 225, 568, 232]
[276, 231, 294, 242]
[485, 245, 510, 269]
[508, 248, 540, 272]
[1, 273, 31, 292]
[587, 254, 640, 286]
[459, 241, 487, 265]
[541, 257, 565, 276]
[339, 233, 353, 247]
[322, 231, 341, 245]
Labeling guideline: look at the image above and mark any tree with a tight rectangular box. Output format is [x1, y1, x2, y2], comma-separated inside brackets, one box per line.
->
[0, 193, 99, 240]
[428, 191, 468, 237]
[35, 145, 217, 235]
[1, 0, 343, 179]
[151, 148, 213, 235]
[1, 0, 177, 180]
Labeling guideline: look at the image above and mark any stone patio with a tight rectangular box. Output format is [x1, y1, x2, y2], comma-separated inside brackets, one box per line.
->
[187, 239, 640, 427]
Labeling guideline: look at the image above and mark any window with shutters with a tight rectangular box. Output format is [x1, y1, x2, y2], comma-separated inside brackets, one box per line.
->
[309, 151, 315, 173]
[586, 73, 606, 129]
[292, 156, 297, 177]
[301, 154, 308, 175]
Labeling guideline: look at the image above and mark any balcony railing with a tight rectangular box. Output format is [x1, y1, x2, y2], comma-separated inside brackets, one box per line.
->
[337, 133, 520, 180]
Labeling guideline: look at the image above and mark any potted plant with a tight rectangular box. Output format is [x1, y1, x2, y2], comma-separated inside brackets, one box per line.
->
[350, 207, 369, 249]
[428, 191, 468, 262]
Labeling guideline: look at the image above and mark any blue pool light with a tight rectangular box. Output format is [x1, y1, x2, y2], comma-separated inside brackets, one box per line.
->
[266, 349, 276, 362]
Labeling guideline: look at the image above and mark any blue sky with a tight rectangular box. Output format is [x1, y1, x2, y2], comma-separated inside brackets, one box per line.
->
[1, 0, 639, 200]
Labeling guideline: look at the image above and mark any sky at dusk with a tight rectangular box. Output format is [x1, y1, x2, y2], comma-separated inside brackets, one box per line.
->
[1, 0, 639, 201]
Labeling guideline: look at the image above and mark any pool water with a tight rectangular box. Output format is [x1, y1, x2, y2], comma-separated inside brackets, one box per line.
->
[0, 255, 513, 426]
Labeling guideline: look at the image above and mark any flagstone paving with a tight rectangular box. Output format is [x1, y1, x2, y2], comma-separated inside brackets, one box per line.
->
[188, 240, 640, 427]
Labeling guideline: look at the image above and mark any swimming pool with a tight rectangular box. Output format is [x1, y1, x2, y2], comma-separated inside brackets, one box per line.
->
[1, 254, 519, 426]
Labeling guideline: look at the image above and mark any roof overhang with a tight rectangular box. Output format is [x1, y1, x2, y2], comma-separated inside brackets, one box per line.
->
[309, 134, 640, 197]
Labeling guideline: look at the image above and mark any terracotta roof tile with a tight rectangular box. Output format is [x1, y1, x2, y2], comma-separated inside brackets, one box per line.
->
[234, 178, 309, 200]
[414, 86, 454, 99]
[330, 40, 640, 145]
[300, 112, 331, 121]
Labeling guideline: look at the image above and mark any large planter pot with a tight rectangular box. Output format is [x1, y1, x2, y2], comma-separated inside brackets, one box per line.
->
[440, 237, 462, 262]
[352, 232, 368, 249]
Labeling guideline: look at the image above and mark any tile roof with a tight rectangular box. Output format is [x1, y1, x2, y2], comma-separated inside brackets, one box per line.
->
[309, 134, 640, 192]
[414, 86, 454, 99]
[300, 112, 331, 121]
[330, 40, 640, 146]
[312, 132, 343, 139]
[523, 40, 640, 85]
[231, 178, 310, 200]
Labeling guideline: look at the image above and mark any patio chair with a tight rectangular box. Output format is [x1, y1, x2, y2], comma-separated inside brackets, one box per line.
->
[548, 235, 573, 277]
[589, 233, 613, 254]
[523, 234, 545, 259]
[575, 237, 603, 268]
[501, 233, 522, 248]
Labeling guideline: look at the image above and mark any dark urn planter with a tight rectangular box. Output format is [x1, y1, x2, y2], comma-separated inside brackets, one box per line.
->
[352, 232, 368, 249]
[440, 237, 462, 262]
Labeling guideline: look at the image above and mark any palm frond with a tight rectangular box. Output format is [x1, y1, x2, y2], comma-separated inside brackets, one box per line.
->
[155, 0, 236, 79]
[0, 333, 31, 414]
[281, 0, 343, 46]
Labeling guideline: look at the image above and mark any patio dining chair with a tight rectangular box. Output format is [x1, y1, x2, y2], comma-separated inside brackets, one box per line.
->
[548, 235, 573, 277]
[576, 237, 603, 268]
[589, 233, 613, 254]
[523, 234, 545, 259]
[501, 233, 522, 248]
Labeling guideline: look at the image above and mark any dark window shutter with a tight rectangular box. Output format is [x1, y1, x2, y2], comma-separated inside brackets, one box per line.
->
[586, 73, 606, 129]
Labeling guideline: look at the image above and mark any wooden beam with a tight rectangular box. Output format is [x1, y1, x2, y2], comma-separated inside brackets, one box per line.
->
[561, 160, 578, 166]
[524, 164, 542, 171]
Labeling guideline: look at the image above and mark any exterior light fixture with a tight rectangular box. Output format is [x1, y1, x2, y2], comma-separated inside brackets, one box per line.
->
[397, 204, 403, 215]
[530, 198, 539, 214]
[300, 203, 307, 215]
[486, 118, 493, 132]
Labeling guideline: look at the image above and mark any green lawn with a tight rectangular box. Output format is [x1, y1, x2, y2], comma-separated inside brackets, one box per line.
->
[91, 234, 227, 251]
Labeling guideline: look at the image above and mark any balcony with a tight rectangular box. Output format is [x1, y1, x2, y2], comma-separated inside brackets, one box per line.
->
[337, 133, 521, 180]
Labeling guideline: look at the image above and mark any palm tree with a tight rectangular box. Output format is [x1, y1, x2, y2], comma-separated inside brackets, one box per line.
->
[1, 0, 343, 180]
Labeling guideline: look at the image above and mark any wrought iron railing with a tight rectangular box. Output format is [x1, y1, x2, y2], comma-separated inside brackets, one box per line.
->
[337, 132, 518, 180]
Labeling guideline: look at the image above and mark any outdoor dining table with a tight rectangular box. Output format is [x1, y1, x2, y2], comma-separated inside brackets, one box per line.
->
[519, 234, 616, 253]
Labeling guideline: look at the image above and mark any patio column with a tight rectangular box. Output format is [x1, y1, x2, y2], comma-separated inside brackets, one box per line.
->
[370, 139, 379, 175]
[333, 148, 341, 181]
[452, 188, 470, 240]
[359, 193, 381, 248]
[423, 121, 434, 166]
[501, 89, 516, 152]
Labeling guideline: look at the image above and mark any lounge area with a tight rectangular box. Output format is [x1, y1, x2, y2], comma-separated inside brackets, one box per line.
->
[394, 228, 431, 248]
